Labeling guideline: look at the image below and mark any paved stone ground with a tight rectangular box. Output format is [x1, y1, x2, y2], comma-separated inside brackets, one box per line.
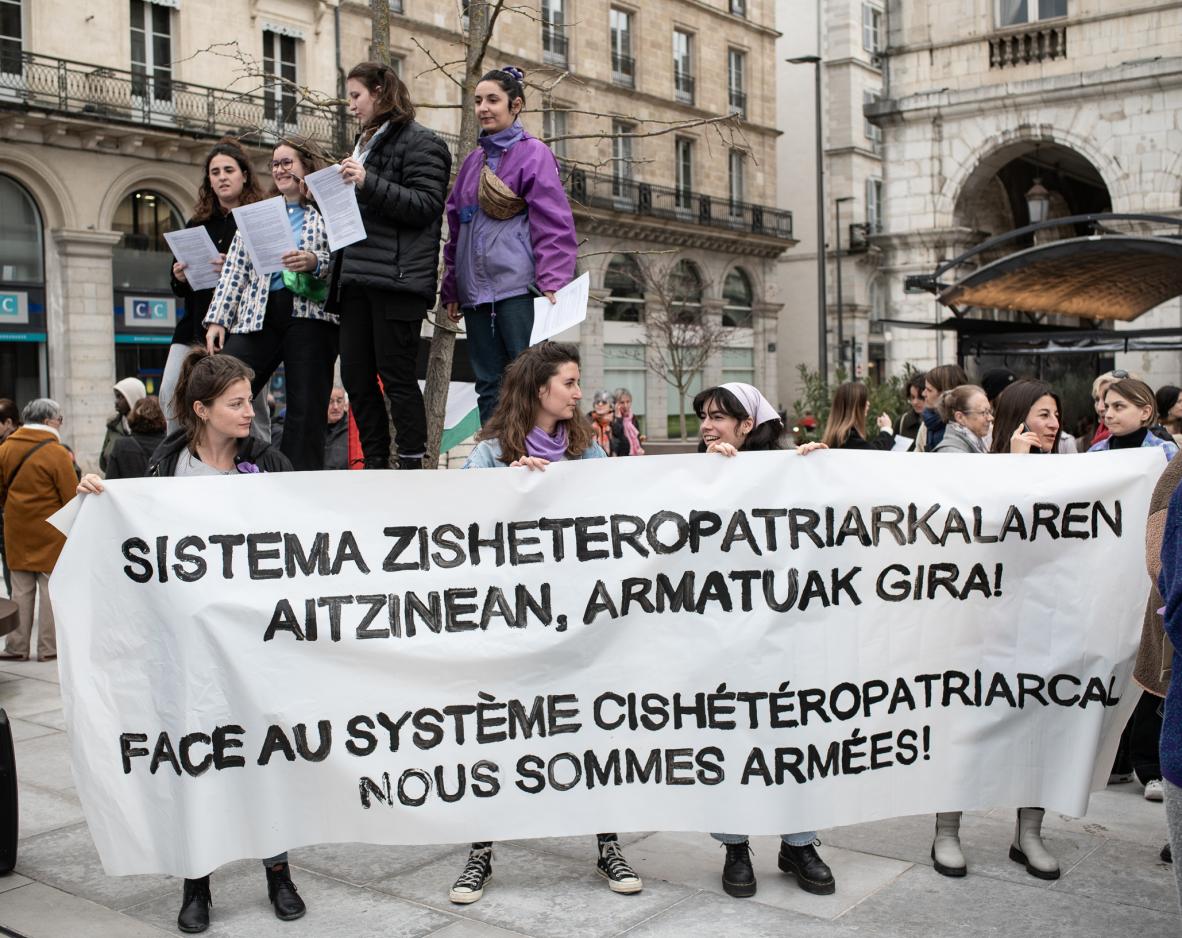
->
[1, 657, 1180, 937]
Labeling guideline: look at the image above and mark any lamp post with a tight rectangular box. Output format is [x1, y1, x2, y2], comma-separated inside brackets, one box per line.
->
[835, 196, 853, 376]
[787, 54, 826, 379]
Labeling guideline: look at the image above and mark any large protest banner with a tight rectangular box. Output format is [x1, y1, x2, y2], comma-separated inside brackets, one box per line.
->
[49, 450, 1156, 877]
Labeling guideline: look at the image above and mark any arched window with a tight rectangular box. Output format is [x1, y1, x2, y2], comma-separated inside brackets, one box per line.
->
[722, 267, 753, 328]
[112, 189, 183, 292]
[667, 259, 702, 323]
[0, 175, 44, 283]
[604, 254, 645, 322]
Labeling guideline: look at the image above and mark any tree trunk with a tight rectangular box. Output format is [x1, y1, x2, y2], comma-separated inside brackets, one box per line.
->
[423, 1, 491, 468]
[678, 390, 687, 440]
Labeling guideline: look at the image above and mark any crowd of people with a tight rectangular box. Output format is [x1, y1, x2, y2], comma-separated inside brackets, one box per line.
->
[0, 54, 1177, 935]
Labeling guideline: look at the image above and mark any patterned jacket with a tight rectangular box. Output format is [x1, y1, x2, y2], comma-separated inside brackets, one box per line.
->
[1088, 429, 1179, 463]
[204, 203, 336, 334]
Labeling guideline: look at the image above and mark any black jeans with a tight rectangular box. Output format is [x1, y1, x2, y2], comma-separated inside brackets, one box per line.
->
[1113, 690, 1163, 784]
[338, 284, 427, 466]
[222, 289, 338, 471]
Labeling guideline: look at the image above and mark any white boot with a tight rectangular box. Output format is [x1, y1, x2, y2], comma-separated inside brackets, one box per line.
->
[931, 811, 966, 877]
[1009, 807, 1060, 880]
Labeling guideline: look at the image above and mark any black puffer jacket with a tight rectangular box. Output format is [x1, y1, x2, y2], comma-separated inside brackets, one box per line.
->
[106, 431, 166, 479]
[147, 429, 292, 478]
[334, 120, 452, 306]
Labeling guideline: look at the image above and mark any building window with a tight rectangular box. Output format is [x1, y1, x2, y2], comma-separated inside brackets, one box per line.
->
[389, 55, 404, 78]
[673, 29, 694, 104]
[722, 268, 754, 328]
[722, 347, 755, 385]
[729, 0, 746, 16]
[604, 255, 645, 323]
[612, 120, 634, 198]
[610, 9, 634, 87]
[668, 259, 703, 323]
[0, 175, 42, 283]
[862, 4, 883, 53]
[728, 149, 745, 215]
[0, 0, 21, 76]
[263, 29, 298, 126]
[543, 107, 567, 161]
[727, 48, 746, 116]
[866, 177, 883, 233]
[542, 0, 567, 65]
[112, 190, 183, 291]
[863, 90, 882, 153]
[998, 0, 1066, 26]
[675, 138, 693, 210]
[130, 0, 172, 103]
[389, 0, 404, 12]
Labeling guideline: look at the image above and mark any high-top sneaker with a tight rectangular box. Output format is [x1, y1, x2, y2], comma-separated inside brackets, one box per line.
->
[720, 840, 757, 898]
[596, 834, 643, 894]
[265, 863, 306, 921]
[177, 876, 211, 934]
[449, 843, 493, 904]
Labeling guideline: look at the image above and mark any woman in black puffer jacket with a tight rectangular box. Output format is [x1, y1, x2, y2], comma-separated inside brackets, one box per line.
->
[332, 61, 452, 470]
[104, 396, 167, 479]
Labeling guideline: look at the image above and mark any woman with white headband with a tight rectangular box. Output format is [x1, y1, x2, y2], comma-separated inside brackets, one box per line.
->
[692, 382, 833, 900]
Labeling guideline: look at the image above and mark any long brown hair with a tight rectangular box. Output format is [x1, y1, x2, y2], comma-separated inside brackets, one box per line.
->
[477, 342, 594, 464]
[192, 138, 264, 222]
[821, 382, 869, 448]
[990, 379, 1061, 454]
[925, 363, 969, 395]
[347, 61, 416, 144]
[173, 347, 255, 450]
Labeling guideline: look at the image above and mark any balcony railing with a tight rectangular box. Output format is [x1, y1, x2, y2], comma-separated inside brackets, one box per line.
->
[611, 51, 635, 87]
[0, 52, 344, 149]
[542, 24, 568, 65]
[674, 70, 694, 105]
[728, 89, 747, 117]
[989, 25, 1067, 67]
[565, 169, 793, 241]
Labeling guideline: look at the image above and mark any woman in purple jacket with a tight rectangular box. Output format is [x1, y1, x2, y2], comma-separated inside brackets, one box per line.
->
[443, 66, 578, 424]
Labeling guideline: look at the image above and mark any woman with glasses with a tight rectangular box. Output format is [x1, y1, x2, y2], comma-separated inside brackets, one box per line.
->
[204, 138, 338, 471]
[931, 385, 991, 453]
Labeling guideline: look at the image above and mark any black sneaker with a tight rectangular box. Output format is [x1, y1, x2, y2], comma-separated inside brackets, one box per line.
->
[778, 841, 836, 895]
[596, 834, 643, 894]
[397, 456, 423, 470]
[265, 863, 305, 921]
[177, 876, 211, 934]
[1163, 843, 1173, 864]
[449, 843, 493, 904]
[721, 841, 757, 898]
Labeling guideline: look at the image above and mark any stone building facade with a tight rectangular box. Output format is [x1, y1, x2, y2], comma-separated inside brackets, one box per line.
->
[0, 0, 791, 469]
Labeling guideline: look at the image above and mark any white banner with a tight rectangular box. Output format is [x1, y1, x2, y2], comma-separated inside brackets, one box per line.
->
[49, 450, 1156, 877]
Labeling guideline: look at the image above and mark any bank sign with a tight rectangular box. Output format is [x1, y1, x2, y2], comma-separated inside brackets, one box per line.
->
[0, 292, 29, 325]
[125, 297, 177, 330]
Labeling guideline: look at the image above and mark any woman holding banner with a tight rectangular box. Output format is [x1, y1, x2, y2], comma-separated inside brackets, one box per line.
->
[442, 66, 577, 424]
[450, 342, 643, 902]
[78, 349, 304, 933]
[695, 382, 836, 900]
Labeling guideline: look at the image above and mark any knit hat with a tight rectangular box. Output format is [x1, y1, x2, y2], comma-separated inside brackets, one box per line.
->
[981, 368, 1016, 404]
[113, 377, 147, 410]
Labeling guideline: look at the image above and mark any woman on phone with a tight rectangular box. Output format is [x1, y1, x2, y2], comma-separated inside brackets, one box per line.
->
[442, 66, 578, 423]
[204, 138, 338, 471]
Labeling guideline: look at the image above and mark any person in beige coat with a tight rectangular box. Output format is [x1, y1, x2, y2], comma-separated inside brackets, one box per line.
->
[0, 399, 78, 661]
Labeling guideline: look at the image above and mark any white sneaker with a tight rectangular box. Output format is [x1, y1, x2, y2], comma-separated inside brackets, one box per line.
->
[1145, 779, 1165, 802]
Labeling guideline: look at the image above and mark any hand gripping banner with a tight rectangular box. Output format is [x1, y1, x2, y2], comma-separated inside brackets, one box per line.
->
[49, 450, 1156, 876]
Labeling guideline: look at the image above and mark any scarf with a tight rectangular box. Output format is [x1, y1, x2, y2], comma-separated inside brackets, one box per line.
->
[921, 407, 946, 449]
[618, 405, 643, 456]
[525, 424, 568, 461]
[721, 382, 779, 426]
[590, 412, 613, 453]
[1091, 423, 1112, 447]
[946, 421, 988, 454]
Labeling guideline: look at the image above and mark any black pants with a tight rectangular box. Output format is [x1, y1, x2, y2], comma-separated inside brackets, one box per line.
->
[1113, 690, 1163, 784]
[222, 290, 338, 471]
[338, 284, 427, 466]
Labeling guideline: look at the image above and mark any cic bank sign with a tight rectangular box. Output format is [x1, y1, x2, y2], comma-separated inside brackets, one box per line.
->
[0, 292, 29, 325]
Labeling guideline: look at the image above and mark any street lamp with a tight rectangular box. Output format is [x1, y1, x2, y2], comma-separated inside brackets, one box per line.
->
[787, 54, 827, 379]
[834, 196, 854, 376]
[1024, 178, 1051, 224]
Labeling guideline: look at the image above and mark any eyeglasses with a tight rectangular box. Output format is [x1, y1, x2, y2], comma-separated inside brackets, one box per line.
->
[1111, 369, 1130, 379]
[269, 158, 296, 171]
[962, 409, 993, 418]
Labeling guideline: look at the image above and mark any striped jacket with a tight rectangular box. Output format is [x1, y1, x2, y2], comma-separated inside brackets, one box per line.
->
[204, 203, 337, 334]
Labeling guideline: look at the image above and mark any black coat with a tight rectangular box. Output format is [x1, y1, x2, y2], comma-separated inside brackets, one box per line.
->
[105, 431, 166, 480]
[148, 430, 292, 477]
[333, 120, 452, 307]
[839, 427, 895, 451]
[324, 417, 350, 470]
[169, 210, 239, 346]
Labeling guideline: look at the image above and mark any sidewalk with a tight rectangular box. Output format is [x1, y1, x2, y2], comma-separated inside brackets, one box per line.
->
[1, 657, 1179, 937]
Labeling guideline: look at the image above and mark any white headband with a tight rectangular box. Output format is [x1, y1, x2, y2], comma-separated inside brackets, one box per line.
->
[720, 382, 779, 427]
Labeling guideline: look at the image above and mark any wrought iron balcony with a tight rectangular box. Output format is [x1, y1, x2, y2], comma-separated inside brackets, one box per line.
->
[0, 52, 345, 149]
[565, 169, 793, 241]
[728, 89, 747, 117]
[542, 24, 569, 65]
[674, 70, 694, 105]
[611, 51, 635, 87]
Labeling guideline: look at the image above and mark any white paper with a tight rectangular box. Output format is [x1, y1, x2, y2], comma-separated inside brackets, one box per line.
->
[162, 227, 222, 291]
[302, 165, 367, 252]
[231, 196, 297, 275]
[892, 434, 913, 452]
[529, 271, 590, 345]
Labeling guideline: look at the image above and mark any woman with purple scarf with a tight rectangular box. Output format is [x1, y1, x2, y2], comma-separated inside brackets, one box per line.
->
[451, 342, 642, 902]
[443, 66, 578, 424]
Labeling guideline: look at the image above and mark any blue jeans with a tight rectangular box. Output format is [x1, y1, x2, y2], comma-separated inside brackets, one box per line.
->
[463, 293, 535, 424]
[711, 831, 817, 847]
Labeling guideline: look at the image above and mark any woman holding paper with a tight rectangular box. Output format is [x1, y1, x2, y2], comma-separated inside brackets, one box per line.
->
[204, 138, 338, 471]
[333, 60, 452, 470]
[442, 66, 578, 425]
[163, 138, 264, 435]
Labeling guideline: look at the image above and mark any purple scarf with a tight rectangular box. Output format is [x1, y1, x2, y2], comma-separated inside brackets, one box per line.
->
[525, 424, 568, 461]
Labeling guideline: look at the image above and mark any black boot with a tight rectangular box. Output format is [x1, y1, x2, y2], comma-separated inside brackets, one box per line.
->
[721, 841, 757, 898]
[1163, 843, 1173, 863]
[265, 863, 306, 922]
[177, 876, 211, 934]
[363, 455, 389, 469]
[778, 841, 836, 895]
[397, 456, 423, 470]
